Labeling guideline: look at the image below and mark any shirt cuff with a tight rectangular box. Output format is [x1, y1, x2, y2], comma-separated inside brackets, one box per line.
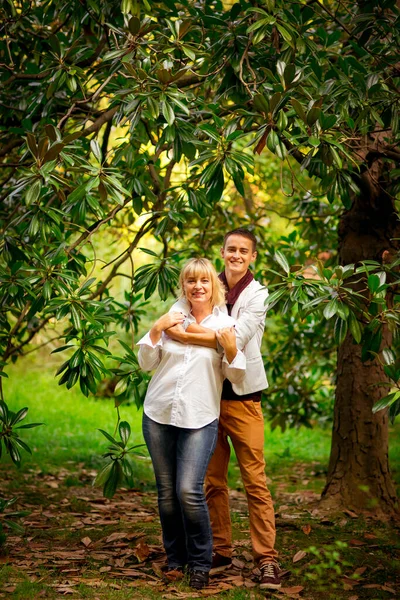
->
[136, 331, 163, 349]
[223, 349, 246, 369]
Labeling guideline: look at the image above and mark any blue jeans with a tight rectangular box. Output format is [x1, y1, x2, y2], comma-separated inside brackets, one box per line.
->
[142, 413, 218, 572]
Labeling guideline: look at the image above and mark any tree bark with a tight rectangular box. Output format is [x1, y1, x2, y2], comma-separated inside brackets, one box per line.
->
[322, 168, 400, 516]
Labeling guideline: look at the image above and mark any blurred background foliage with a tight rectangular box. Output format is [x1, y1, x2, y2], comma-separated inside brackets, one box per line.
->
[1, 0, 399, 506]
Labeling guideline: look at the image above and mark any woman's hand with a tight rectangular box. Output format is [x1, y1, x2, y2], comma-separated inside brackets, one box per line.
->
[216, 326, 237, 363]
[150, 312, 185, 345]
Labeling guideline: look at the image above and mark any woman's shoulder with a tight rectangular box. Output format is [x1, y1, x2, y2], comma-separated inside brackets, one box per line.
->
[214, 306, 235, 326]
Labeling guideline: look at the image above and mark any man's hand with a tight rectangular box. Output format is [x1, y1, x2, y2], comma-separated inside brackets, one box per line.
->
[167, 322, 217, 348]
[216, 326, 237, 363]
[166, 323, 187, 343]
[150, 312, 185, 345]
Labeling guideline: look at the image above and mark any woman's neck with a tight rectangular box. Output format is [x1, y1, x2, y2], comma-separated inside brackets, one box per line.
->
[191, 303, 213, 324]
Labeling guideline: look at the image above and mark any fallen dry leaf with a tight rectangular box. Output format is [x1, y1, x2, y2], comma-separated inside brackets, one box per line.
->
[104, 531, 129, 544]
[364, 532, 378, 539]
[280, 586, 304, 594]
[134, 539, 151, 563]
[165, 569, 184, 582]
[349, 539, 366, 547]
[344, 509, 359, 518]
[302, 524, 311, 535]
[231, 557, 245, 569]
[362, 583, 396, 593]
[162, 593, 195, 599]
[243, 580, 257, 588]
[223, 575, 245, 586]
[292, 550, 307, 563]
[81, 536, 92, 547]
[353, 566, 367, 576]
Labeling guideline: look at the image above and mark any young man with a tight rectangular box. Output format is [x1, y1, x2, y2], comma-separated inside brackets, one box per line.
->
[167, 228, 280, 590]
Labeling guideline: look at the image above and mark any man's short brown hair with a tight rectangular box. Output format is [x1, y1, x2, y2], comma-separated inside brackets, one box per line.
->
[223, 228, 257, 252]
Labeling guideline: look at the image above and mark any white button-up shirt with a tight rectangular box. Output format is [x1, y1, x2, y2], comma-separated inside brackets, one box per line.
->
[137, 306, 246, 429]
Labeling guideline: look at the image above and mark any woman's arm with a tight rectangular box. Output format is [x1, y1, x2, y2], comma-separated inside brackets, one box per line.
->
[149, 312, 185, 345]
[137, 312, 185, 371]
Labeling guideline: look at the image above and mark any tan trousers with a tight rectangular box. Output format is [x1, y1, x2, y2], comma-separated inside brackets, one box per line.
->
[205, 400, 278, 565]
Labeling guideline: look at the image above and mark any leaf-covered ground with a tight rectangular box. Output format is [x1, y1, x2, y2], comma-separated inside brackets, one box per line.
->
[1, 460, 399, 600]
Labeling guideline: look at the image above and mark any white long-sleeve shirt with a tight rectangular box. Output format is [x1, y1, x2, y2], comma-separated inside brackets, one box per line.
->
[137, 306, 246, 429]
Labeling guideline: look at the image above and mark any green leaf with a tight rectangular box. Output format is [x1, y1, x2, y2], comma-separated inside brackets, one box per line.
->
[25, 180, 42, 206]
[290, 99, 306, 122]
[114, 378, 128, 396]
[334, 317, 348, 345]
[93, 461, 114, 487]
[274, 250, 290, 274]
[372, 391, 400, 414]
[12, 437, 32, 455]
[382, 348, 396, 365]
[181, 45, 196, 60]
[9, 442, 21, 466]
[162, 100, 175, 126]
[323, 299, 338, 320]
[198, 124, 221, 143]
[349, 313, 362, 344]
[368, 274, 380, 294]
[90, 139, 102, 163]
[15, 422, 44, 430]
[98, 429, 121, 447]
[264, 288, 286, 311]
[276, 23, 293, 45]
[119, 421, 131, 446]
[10, 407, 28, 426]
[103, 461, 122, 498]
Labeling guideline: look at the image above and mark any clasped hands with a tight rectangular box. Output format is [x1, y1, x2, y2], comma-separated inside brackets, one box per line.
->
[163, 313, 237, 354]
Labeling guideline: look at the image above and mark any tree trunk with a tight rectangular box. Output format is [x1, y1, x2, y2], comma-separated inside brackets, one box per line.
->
[322, 170, 400, 515]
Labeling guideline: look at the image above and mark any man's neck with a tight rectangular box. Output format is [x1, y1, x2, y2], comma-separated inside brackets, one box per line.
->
[225, 269, 246, 290]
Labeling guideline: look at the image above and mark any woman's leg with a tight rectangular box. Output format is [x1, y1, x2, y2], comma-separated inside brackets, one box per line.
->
[142, 413, 187, 569]
[175, 419, 218, 572]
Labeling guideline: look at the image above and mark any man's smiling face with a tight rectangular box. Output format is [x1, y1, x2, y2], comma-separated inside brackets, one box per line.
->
[221, 234, 257, 279]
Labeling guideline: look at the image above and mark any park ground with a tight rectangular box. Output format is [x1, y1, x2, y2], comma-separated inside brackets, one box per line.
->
[0, 361, 400, 600]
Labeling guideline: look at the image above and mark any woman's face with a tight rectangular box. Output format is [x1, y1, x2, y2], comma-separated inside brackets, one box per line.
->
[183, 273, 213, 307]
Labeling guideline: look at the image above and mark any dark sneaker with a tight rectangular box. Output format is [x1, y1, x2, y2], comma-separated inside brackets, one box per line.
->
[210, 552, 232, 574]
[189, 569, 209, 589]
[259, 562, 281, 589]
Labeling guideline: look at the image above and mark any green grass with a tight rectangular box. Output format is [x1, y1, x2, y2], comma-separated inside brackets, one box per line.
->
[2, 359, 400, 600]
[2, 357, 400, 489]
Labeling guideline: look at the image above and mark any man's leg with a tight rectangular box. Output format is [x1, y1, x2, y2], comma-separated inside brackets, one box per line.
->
[224, 401, 278, 566]
[205, 401, 232, 559]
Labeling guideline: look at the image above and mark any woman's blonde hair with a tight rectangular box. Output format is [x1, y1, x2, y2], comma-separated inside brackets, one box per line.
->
[179, 258, 226, 308]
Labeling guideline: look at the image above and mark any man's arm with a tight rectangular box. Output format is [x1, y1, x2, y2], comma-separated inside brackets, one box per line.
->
[234, 287, 268, 349]
[166, 323, 217, 349]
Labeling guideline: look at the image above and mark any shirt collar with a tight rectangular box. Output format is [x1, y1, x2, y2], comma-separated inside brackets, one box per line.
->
[186, 304, 222, 323]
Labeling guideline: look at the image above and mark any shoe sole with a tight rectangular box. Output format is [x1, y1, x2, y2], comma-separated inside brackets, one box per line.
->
[210, 564, 232, 575]
[259, 582, 282, 589]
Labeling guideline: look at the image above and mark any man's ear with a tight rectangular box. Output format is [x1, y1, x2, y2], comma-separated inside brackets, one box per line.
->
[251, 250, 257, 263]
[220, 246, 225, 258]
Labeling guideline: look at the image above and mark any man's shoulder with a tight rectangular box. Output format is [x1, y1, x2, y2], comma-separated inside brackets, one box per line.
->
[239, 278, 268, 301]
[169, 298, 190, 315]
[214, 308, 235, 326]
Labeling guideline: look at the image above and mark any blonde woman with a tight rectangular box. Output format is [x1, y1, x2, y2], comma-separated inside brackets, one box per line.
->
[138, 258, 245, 590]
